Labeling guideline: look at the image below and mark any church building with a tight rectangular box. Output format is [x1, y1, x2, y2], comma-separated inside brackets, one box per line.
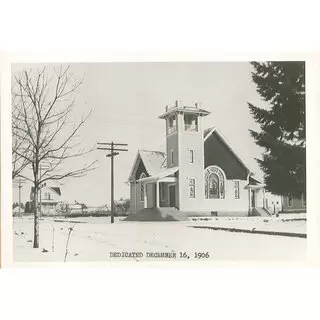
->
[128, 101, 267, 218]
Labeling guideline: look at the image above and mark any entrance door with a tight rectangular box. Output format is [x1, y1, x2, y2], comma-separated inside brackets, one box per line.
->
[251, 190, 255, 208]
[169, 185, 176, 207]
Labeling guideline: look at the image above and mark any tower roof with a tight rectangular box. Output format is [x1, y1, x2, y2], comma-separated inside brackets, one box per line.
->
[159, 101, 210, 119]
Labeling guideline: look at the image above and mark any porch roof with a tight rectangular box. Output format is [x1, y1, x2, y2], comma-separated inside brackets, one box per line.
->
[245, 176, 265, 189]
[136, 166, 179, 183]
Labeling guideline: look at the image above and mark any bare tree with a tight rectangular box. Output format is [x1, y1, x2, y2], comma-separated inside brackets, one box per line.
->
[12, 98, 31, 179]
[12, 65, 96, 248]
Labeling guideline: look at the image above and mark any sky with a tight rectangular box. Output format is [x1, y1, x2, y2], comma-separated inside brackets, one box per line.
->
[12, 62, 269, 206]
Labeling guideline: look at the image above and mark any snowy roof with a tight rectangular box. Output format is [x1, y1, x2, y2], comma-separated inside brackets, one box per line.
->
[31, 186, 61, 195]
[51, 187, 61, 196]
[138, 150, 167, 175]
[128, 150, 167, 181]
[137, 166, 179, 182]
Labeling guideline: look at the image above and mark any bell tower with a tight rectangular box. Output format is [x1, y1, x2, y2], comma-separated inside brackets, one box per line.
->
[159, 101, 210, 211]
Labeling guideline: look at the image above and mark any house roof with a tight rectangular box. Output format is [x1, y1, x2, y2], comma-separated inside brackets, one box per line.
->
[249, 176, 264, 185]
[128, 150, 167, 181]
[51, 187, 61, 196]
[31, 186, 61, 196]
[139, 150, 166, 175]
[245, 175, 265, 189]
[137, 166, 179, 182]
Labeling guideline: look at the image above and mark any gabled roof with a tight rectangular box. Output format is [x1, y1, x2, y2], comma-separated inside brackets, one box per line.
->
[139, 150, 166, 175]
[31, 186, 61, 196]
[204, 127, 252, 174]
[128, 150, 167, 181]
[249, 176, 264, 185]
[245, 175, 265, 189]
[51, 187, 61, 196]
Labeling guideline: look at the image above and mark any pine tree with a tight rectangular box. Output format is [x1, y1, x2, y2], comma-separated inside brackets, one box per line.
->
[248, 61, 306, 197]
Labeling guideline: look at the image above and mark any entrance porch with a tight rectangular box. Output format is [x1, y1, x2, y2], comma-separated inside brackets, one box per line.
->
[246, 176, 270, 216]
[131, 167, 179, 213]
[143, 180, 177, 209]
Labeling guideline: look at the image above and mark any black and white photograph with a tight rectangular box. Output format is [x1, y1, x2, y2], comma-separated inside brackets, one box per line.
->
[10, 61, 306, 263]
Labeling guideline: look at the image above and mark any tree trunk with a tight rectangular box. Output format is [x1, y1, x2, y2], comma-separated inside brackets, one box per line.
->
[33, 183, 39, 248]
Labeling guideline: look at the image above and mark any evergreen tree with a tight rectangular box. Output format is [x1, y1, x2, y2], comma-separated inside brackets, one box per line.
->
[248, 61, 306, 197]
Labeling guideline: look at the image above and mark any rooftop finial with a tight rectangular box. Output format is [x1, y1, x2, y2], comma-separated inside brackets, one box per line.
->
[195, 101, 201, 109]
[175, 100, 179, 108]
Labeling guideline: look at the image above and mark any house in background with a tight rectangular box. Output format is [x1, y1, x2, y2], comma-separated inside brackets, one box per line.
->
[264, 192, 282, 214]
[281, 194, 306, 213]
[128, 101, 268, 218]
[105, 199, 130, 216]
[68, 201, 88, 215]
[30, 184, 62, 215]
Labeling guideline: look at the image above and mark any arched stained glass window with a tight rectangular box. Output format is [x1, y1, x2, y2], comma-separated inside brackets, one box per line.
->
[209, 173, 219, 198]
[204, 166, 225, 199]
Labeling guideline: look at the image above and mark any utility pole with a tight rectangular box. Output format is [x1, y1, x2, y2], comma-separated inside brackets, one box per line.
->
[13, 177, 26, 217]
[97, 142, 128, 224]
[18, 177, 22, 217]
[38, 164, 50, 219]
[39, 165, 42, 219]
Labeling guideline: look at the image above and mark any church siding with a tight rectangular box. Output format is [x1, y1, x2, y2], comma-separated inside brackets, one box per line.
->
[204, 132, 248, 180]
[203, 179, 249, 214]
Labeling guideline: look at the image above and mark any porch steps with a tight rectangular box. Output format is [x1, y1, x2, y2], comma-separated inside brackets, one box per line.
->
[125, 207, 188, 221]
[251, 207, 272, 217]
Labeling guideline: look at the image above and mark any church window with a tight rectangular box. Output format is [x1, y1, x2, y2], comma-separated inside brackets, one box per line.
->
[189, 149, 194, 163]
[234, 181, 240, 199]
[189, 178, 196, 198]
[204, 166, 225, 199]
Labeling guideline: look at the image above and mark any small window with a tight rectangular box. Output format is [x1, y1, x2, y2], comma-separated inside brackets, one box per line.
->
[234, 181, 240, 199]
[288, 195, 293, 207]
[189, 149, 194, 163]
[171, 149, 174, 166]
[184, 114, 198, 132]
[189, 178, 196, 198]
[167, 114, 177, 134]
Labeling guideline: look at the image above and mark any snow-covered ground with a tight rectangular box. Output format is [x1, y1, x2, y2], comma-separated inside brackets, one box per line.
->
[13, 216, 306, 263]
[186, 214, 306, 234]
